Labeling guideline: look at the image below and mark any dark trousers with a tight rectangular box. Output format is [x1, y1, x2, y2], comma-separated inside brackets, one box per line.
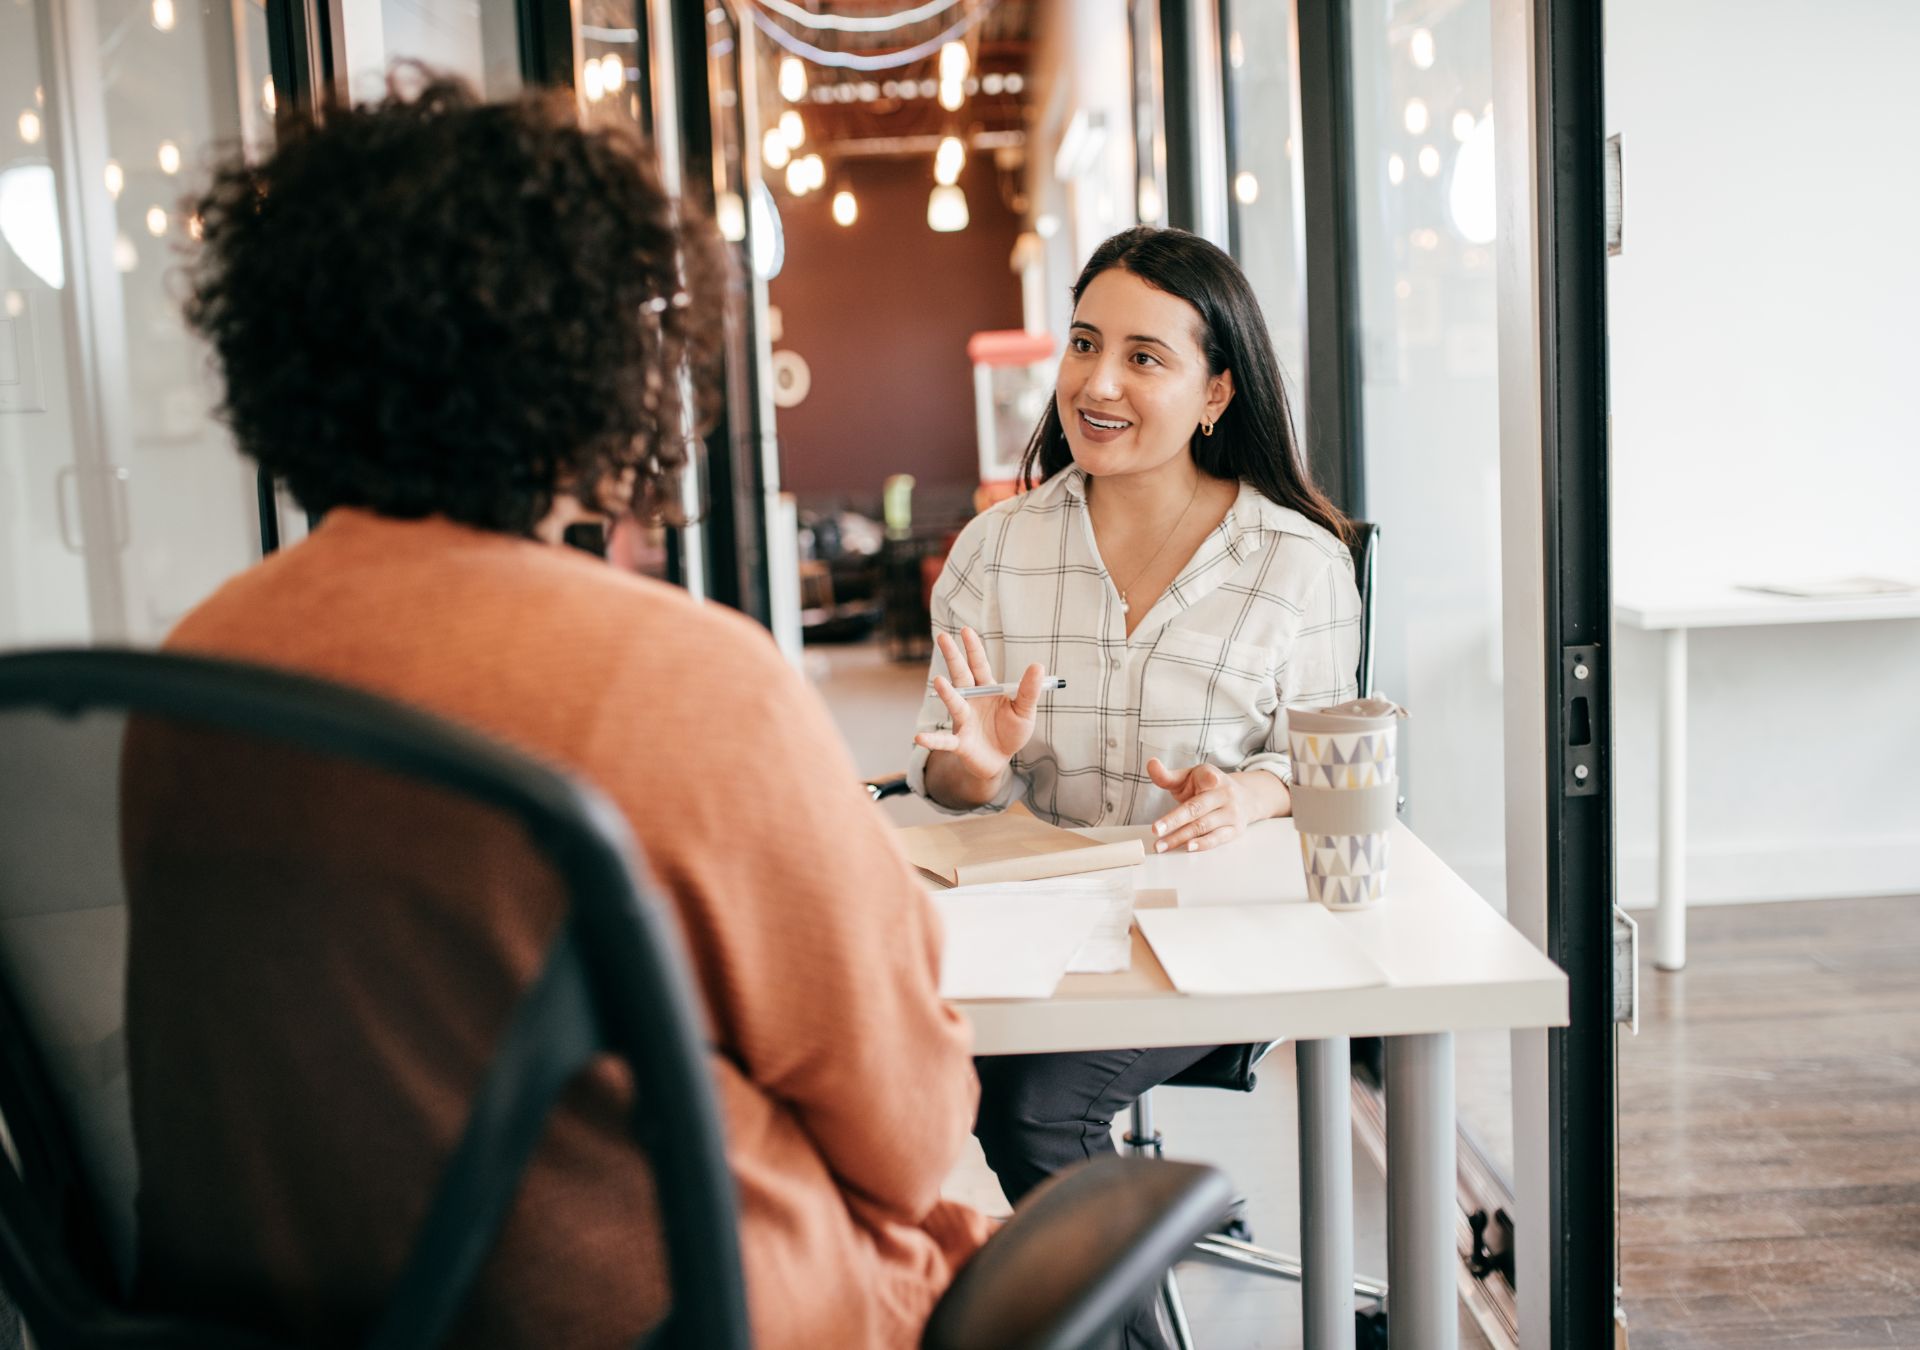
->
[974, 1046, 1218, 1350]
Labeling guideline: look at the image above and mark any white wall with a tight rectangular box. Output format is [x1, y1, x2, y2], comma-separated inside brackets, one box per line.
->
[1607, 0, 1920, 906]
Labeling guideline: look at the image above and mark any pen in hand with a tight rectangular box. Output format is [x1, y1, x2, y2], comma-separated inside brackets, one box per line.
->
[955, 676, 1067, 700]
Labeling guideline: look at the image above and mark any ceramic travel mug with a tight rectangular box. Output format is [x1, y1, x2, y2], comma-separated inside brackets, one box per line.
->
[1285, 697, 1408, 910]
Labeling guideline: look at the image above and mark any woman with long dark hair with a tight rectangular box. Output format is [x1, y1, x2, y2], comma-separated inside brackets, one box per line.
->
[907, 225, 1361, 1350]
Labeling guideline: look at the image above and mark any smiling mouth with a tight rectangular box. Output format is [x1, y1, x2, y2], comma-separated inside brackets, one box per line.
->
[1079, 411, 1132, 432]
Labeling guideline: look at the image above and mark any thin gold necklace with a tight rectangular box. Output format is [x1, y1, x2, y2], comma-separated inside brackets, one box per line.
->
[1109, 472, 1203, 615]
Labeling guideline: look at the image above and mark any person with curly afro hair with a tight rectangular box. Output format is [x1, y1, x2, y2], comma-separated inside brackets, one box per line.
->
[129, 73, 994, 1350]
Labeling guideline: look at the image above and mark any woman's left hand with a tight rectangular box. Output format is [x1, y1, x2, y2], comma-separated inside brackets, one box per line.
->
[1145, 759, 1289, 853]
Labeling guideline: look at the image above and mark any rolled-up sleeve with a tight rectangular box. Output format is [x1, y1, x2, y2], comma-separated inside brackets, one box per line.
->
[905, 516, 1023, 813]
[1243, 545, 1363, 784]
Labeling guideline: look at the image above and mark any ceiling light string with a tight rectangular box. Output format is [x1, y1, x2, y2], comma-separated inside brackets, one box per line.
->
[745, 0, 995, 73]
[750, 0, 965, 35]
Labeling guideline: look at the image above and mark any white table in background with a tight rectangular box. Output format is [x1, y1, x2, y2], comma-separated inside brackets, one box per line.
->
[1614, 587, 1920, 971]
[952, 819, 1567, 1350]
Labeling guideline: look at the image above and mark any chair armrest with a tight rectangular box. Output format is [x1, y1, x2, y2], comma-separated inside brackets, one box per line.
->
[866, 773, 911, 802]
[921, 1156, 1233, 1350]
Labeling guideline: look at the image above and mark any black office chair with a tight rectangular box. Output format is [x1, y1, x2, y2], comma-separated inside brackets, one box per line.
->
[868, 523, 1385, 1347]
[0, 648, 1233, 1350]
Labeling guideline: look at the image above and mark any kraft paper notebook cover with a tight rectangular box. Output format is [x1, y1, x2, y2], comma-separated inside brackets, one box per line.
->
[898, 809, 1147, 887]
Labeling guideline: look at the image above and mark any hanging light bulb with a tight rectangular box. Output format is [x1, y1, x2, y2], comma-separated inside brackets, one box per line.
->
[779, 109, 805, 149]
[801, 153, 824, 191]
[934, 134, 965, 186]
[151, 0, 176, 31]
[145, 206, 168, 238]
[103, 160, 124, 199]
[1233, 171, 1259, 205]
[927, 183, 969, 232]
[17, 110, 41, 145]
[939, 42, 968, 84]
[716, 190, 747, 242]
[938, 80, 964, 112]
[779, 55, 806, 103]
[832, 188, 857, 226]
[601, 52, 625, 93]
[762, 127, 791, 171]
[785, 158, 809, 196]
[583, 57, 606, 101]
[157, 140, 181, 174]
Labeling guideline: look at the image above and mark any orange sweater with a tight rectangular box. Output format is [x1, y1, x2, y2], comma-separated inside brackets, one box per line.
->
[131, 508, 989, 1348]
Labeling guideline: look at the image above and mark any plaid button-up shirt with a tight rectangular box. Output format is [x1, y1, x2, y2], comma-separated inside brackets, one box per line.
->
[907, 467, 1361, 829]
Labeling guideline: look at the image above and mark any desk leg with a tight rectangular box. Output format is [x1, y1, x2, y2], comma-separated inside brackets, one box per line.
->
[1386, 1033, 1455, 1350]
[1655, 626, 1688, 971]
[1297, 1037, 1355, 1350]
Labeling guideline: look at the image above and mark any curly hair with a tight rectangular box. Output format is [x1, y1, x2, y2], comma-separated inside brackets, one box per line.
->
[183, 72, 719, 536]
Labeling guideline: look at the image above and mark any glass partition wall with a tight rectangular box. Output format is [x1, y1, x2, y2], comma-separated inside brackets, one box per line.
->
[2, 0, 270, 648]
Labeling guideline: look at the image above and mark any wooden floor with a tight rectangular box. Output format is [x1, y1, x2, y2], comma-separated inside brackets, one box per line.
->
[1620, 893, 1920, 1349]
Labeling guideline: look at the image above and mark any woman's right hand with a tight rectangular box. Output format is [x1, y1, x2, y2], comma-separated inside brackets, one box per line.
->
[913, 628, 1046, 788]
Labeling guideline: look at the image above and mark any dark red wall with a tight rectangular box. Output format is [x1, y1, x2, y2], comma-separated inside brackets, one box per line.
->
[768, 153, 1025, 503]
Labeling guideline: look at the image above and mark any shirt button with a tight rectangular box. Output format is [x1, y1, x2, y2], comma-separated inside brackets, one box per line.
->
[1104, 801, 1116, 814]
[1106, 736, 1119, 749]
[1109, 656, 1122, 670]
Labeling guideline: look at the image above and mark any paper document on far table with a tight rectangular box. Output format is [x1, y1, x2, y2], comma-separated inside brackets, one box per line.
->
[1135, 904, 1388, 996]
[942, 870, 1137, 973]
[931, 893, 1108, 999]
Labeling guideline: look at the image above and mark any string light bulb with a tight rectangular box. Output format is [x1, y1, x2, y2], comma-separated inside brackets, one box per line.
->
[151, 0, 175, 31]
[779, 56, 806, 103]
[934, 135, 965, 186]
[716, 191, 747, 242]
[938, 80, 963, 112]
[157, 140, 181, 174]
[762, 127, 791, 171]
[103, 160, 124, 198]
[779, 109, 805, 149]
[601, 53, 624, 93]
[800, 153, 824, 191]
[927, 183, 969, 232]
[145, 206, 168, 237]
[785, 158, 809, 196]
[832, 188, 857, 226]
[1233, 171, 1259, 205]
[938, 42, 969, 84]
[17, 110, 41, 145]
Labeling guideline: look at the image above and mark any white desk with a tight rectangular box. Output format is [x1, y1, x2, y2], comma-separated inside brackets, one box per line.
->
[1615, 587, 1920, 971]
[952, 819, 1567, 1350]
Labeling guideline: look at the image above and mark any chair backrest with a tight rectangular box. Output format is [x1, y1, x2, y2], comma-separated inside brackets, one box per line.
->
[0, 649, 749, 1350]
[1349, 520, 1379, 698]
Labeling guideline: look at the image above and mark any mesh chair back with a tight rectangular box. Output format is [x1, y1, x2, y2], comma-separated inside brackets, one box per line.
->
[1349, 521, 1379, 698]
[0, 649, 748, 1350]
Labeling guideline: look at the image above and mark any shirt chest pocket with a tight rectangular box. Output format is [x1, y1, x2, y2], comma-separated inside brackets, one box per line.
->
[1138, 627, 1278, 770]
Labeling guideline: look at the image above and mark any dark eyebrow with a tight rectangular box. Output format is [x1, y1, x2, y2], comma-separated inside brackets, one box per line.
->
[1069, 320, 1174, 352]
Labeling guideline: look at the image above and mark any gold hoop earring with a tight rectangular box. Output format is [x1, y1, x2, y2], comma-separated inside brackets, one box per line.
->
[1200, 418, 1215, 438]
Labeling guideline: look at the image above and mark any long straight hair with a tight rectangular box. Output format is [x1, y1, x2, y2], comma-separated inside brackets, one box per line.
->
[1018, 226, 1351, 546]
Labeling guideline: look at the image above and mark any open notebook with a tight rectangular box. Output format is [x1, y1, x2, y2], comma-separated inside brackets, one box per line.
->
[897, 809, 1146, 887]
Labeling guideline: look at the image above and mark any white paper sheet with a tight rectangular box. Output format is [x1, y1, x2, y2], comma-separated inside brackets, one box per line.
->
[1135, 904, 1389, 996]
[942, 870, 1138, 973]
[931, 893, 1109, 1000]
